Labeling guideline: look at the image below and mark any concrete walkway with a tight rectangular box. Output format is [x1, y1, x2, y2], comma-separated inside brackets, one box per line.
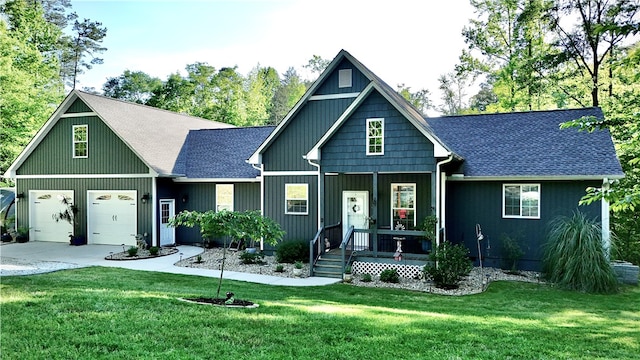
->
[0, 241, 341, 286]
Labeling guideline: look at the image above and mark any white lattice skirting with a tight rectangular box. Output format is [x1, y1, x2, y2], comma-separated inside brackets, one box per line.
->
[352, 261, 423, 279]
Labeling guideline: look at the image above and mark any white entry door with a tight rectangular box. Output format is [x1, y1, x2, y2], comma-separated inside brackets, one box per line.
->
[29, 190, 74, 242]
[87, 191, 137, 245]
[342, 191, 369, 251]
[159, 199, 175, 246]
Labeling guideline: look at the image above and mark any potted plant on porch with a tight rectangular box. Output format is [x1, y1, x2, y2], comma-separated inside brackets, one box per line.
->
[343, 265, 353, 283]
[54, 195, 86, 245]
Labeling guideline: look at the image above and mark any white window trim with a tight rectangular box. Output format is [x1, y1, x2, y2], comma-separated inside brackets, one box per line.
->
[502, 183, 541, 219]
[72, 124, 88, 158]
[366, 118, 384, 156]
[215, 184, 234, 212]
[391, 183, 416, 229]
[285, 183, 308, 215]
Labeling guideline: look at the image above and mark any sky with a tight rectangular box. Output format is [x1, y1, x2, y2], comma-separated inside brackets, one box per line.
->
[71, 0, 476, 104]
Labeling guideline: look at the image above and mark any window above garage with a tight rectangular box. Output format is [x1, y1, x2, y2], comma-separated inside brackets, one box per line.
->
[73, 125, 88, 158]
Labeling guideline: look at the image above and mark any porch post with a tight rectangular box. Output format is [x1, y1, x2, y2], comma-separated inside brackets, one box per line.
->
[601, 178, 611, 260]
[372, 172, 378, 256]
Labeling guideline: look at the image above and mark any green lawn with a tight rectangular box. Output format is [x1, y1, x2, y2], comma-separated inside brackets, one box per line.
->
[1, 268, 638, 359]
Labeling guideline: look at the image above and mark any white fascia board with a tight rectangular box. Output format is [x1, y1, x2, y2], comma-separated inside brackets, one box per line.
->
[249, 51, 351, 165]
[4, 91, 82, 179]
[305, 83, 376, 161]
[446, 174, 624, 181]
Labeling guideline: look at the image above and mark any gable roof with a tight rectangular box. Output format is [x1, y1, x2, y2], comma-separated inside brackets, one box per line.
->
[173, 126, 275, 180]
[428, 107, 624, 179]
[5, 90, 233, 178]
[249, 49, 453, 164]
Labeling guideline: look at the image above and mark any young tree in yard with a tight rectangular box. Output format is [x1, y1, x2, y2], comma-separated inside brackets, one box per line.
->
[169, 210, 284, 298]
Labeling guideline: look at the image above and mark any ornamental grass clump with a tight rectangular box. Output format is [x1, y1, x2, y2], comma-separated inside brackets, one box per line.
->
[543, 211, 618, 294]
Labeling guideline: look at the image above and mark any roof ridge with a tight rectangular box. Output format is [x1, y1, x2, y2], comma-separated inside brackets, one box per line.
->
[434, 107, 601, 120]
[75, 90, 233, 127]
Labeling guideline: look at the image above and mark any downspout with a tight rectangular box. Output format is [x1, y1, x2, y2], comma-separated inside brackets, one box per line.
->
[304, 156, 322, 230]
[250, 162, 264, 216]
[435, 154, 454, 246]
[601, 178, 611, 260]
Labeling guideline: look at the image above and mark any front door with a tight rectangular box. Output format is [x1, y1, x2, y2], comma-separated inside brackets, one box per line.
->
[159, 199, 175, 246]
[342, 191, 369, 250]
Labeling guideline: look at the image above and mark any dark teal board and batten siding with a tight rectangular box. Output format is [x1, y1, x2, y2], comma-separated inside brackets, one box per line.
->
[264, 175, 318, 243]
[66, 98, 92, 113]
[263, 99, 354, 172]
[314, 59, 369, 95]
[445, 180, 602, 271]
[173, 182, 261, 245]
[17, 115, 148, 175]
[321, 91, 437, 173]
[15, 178, 152, 240]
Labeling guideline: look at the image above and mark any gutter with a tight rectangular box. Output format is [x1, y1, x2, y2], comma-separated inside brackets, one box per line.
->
[435, 154, 454, 246]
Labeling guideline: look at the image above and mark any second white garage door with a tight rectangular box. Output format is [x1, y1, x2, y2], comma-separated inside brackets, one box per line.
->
[87, 191, 137, 246]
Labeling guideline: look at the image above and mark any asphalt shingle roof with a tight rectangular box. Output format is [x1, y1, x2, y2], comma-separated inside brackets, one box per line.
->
[175, 126, 275, 179]
[428, 107, 624, 178]
[76, 91, 233, 175]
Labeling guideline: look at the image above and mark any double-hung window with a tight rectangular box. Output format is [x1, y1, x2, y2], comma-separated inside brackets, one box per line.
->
[285, 184, 308, 215]
[503, 184, 540, 219]
[391, 183, 416, 229]
[73, 125, 88, 158]
[367, 118, 384, 155]
[216, 184, 234, 212]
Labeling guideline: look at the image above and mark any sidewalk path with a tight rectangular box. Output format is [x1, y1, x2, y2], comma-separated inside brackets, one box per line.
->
[0, 241, 341, 286]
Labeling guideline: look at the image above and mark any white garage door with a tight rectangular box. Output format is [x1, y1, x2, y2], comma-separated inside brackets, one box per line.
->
[88, 191, 137, 246]
[29, 190, 74, 242]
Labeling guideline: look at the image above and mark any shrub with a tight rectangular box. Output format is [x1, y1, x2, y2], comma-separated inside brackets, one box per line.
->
[276, 240, 309, 263]
[148, 246, 160, 256]
[543, 211, 618, 294]
[380, 268, 400, 283]
[127, 246, 138, 257]
[239, 251, 265, 265]
[423, 241, 472, 289]
[500, 233, 524, 272]
[274, 264, 284, 272]
[361, 273, 372, 282]
[294, 261, 303, 269]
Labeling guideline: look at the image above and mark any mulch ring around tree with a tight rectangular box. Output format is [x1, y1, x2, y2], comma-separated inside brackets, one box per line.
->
[104, 247, 178, 261]
[178, 292, 259, 308]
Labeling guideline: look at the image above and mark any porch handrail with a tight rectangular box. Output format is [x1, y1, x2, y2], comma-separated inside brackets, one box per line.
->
[309, 226, 324, 277]
[340, 225, 355, 274]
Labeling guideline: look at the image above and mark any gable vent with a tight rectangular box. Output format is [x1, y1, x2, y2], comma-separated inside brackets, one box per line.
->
[338, 69, 352, 88]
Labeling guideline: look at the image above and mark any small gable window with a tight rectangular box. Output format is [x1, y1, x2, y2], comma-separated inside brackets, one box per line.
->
[503, 184, 540, 219]
[216, 184, 234, 212]
[338, 69, 352, 88]
[367, 118, 384, 155]
[73, 125, 88, 158]
[285, 183, 308, 215]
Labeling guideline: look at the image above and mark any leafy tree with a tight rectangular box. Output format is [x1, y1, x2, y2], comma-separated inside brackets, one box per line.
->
[546, 0, 640, 107]
[0, 0, 65, 186]
[147, 72, 193, 113]
[102, 70, 162, 104]
[270, 67, 306, 124]
[304, 54, 330, 78]
[396, 83, 433, 114]
[437, 71, 470, 115]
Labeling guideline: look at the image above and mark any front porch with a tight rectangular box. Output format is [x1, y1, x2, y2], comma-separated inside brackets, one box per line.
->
[310, 223, 432, 278]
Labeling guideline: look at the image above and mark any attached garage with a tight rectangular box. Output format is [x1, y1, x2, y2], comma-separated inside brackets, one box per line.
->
[87, 190, 137, 246]
[28, 190, 74, 242]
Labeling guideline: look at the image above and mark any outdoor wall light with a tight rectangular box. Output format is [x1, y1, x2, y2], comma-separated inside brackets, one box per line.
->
[16, 192, 25, 201]
[141, 193, 150, 203]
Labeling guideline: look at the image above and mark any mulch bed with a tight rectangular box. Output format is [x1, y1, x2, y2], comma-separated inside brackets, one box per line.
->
[179, 297, 259, 308]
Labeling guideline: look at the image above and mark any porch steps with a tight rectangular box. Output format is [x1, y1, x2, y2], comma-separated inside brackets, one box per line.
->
[313, 253, 345, 279]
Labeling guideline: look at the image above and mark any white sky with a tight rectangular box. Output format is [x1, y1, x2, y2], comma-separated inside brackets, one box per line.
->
[71, 0, 476, 105]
